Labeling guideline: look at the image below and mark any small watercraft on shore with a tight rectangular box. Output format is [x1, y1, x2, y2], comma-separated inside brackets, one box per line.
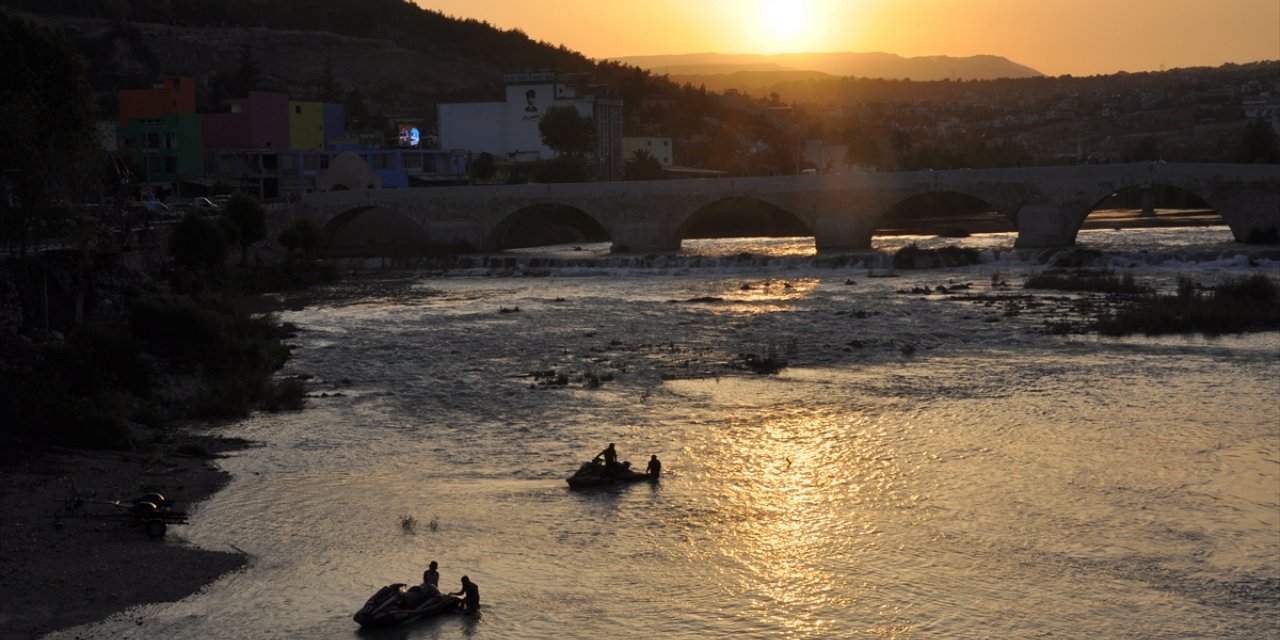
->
[353, 583, 463, 627]
[565, 463, 658, 489]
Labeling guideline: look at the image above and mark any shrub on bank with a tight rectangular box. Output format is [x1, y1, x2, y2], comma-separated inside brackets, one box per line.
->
[1097, 274, 1280, 335]
[892, 244, 982, 269]
[1024, 270, 1152, 294]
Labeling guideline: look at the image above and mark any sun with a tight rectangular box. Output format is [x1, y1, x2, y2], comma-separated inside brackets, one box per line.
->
[758, 0, 811, 48]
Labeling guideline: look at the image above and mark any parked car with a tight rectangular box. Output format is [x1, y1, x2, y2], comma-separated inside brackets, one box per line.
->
[191, 197, 220, 213]
[136, 200, 179, 219]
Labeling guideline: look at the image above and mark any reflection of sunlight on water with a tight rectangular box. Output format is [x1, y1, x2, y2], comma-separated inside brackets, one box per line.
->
[692, 277, 821, 314]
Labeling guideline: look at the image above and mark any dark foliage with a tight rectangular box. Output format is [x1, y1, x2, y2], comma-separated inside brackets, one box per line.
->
[892, 244, 982, 269]
[1024, 270, 1152, 294]
[170, 213, 230, 268]
[1097, 275, 1280, 336]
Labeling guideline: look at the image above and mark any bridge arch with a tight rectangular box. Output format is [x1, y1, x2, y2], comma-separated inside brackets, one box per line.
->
[486, 203, 610, 251]
[1081, 182, 1220, 232]
[674, 196, 813, 246]
[875, 190, 1015, 238]
[324, 205, 432, 256]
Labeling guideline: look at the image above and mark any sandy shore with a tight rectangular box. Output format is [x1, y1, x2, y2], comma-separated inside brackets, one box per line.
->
[0, 433, 250, 639]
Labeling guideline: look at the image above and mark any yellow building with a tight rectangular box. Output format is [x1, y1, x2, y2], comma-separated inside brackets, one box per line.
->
[289, 101, 325, 151]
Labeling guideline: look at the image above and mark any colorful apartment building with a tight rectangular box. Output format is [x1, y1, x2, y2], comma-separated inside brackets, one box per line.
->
[118, 76, 196, 126]
[117, 113, 204, 196]
[289, 100, 325, 151]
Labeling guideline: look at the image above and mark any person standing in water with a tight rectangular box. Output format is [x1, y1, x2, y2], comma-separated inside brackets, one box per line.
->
[451, 575, 480, 612]
[646, 454, 662, 479]
[422, 560, 440, 593]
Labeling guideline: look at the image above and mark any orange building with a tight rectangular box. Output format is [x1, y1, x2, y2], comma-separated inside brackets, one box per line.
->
[118, 76, 196, 125]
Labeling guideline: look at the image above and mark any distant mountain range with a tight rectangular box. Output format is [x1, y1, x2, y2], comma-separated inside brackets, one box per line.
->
[613, 52, 1043, 91]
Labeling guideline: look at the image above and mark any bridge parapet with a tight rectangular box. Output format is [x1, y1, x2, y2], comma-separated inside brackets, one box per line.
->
[292, 163, 1280, 253]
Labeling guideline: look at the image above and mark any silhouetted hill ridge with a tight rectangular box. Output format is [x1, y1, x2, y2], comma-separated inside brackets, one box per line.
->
[615, 51, 1043, 82]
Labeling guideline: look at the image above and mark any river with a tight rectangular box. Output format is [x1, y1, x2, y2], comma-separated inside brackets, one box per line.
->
[51, 225, 1280, 639]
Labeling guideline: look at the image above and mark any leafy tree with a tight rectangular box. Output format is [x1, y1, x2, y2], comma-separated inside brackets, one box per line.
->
[0, 12, 99, 256]
[232, 39, 261, 97]
[277, 216, 325, 259]
[169, 213, 230, 269]
[317, 55, 341, 102]
[890, 128, 913, 164]
[843, 127, 883, 169]
[1235, 118, 1280, 163]
[220, 192, 267, 265]
[538, 105, 596, 156]
[624, 148, 665, 180]
[471, 152, 496, 182]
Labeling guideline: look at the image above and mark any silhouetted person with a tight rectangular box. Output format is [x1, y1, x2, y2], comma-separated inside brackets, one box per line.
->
[451, 575, 480, 612]
[422, 560, 440, 593]
[594, 443, 620, 473]
[646, 454, 662, 479]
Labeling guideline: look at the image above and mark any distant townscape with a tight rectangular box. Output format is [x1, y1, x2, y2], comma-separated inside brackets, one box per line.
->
[2, 0, 1278, 207]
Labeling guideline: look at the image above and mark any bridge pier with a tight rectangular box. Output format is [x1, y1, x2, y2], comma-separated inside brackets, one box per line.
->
[609, 220, 681, 253]
[1014, 204, 1081, 248]
[812, 216, 875, 252]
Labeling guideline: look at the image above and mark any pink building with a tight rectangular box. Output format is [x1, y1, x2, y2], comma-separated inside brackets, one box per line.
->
[202, 92, 291, 150]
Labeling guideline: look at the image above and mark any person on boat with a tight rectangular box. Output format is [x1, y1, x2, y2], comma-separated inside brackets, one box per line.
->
[422, 560, 440, 594]
[450, 575, 480, 612]
[646, 454, 662, 479]
[594, 443, 620, 474]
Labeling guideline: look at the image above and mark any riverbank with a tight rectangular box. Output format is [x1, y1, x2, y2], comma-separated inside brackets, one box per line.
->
[0, 431, 250, 640]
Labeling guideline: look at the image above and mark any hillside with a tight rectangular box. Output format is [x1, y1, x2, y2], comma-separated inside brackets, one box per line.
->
[615, 51, 1043, 86]
[0, 0, 601, 121]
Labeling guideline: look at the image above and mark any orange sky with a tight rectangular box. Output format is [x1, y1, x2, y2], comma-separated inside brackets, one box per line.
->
[416, 0, 1279, 76]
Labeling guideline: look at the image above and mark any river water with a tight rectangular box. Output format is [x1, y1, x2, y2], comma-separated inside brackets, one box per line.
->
[52, 226, 1279, 639]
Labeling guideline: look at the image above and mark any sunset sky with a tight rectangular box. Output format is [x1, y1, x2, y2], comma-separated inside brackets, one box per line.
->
[417, 0, 1279, 76]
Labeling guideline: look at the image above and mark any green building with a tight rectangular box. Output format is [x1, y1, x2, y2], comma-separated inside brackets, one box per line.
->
[117, 113, 204, 198]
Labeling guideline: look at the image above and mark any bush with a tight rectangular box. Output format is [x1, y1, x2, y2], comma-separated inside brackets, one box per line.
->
[169, 213, 230, 268]
[1024, 270, 1151, 294]
[1097, 275, 1280, 335]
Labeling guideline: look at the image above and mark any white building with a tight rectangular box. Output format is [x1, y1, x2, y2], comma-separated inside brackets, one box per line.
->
[438, 71, 623, 180]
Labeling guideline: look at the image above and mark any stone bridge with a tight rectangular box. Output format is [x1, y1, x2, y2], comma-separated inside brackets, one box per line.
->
[291, 163, 1280, 253]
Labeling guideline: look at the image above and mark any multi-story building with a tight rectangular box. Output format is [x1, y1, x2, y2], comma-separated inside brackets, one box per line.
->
[117, 113, 203, 198]
[118, 76, 196, 125]
[438, 71, 624, 180]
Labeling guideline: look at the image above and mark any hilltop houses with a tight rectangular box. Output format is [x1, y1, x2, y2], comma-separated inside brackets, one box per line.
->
[113, 77, 469, 202]
[437, 71, 624, 181]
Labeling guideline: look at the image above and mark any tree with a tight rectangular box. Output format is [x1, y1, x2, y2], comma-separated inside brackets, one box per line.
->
[220, 192, 267, 265]
[1235, 118, 1280, 164]
[843, 127, 883, 169]
[232, 39, 260, 97]
[0, 13, 99, 256]
[277, 216, 325, 259]
[169, 213, 230, 269]
[538, 105, 596, 156]
[624, 148, 665, 181]
[317, 56, 341, 102]
[471, 152, 496, 182]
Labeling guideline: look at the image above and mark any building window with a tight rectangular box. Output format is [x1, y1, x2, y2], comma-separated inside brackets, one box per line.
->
[164, 157, 177, 174]
[164, 133, 177, 149]
[146, 156, 161, 173]
[320, 155, 330, 170]
[295, 105, 302, 114]
[145, 132, 160, 149]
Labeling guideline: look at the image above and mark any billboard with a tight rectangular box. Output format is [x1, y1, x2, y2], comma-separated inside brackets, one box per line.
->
[397, 124, 421, 148]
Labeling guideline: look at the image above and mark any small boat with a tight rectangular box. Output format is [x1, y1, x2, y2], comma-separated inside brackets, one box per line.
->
[353, 583, 463, 628]
[566, 462, 658, 489]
